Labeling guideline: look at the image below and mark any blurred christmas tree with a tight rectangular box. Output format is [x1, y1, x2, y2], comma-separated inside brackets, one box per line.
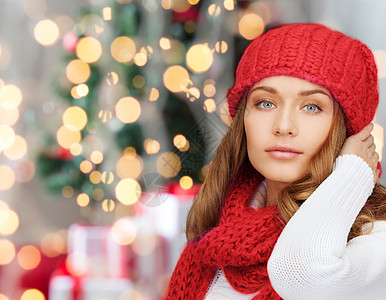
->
[36, 0, 275, 215]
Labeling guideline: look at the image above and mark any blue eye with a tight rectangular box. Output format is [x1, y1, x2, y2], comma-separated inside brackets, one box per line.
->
[256, 101, 276, 109]
[303, 104, 321, 113]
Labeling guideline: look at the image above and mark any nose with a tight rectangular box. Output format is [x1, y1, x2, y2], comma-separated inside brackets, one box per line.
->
[273, 108, 298, 136]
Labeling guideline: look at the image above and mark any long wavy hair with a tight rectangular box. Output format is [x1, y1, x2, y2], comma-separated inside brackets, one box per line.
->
[186, 97, 386, 242]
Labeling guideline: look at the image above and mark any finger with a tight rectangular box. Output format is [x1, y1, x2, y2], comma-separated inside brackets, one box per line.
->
[363, 134, 375, 147]
[369, 143, 376, 152]
[356, 123, 374, 141]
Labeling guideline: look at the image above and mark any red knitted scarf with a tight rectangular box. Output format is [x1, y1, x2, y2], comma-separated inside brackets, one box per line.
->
[164, 163, 284, 299]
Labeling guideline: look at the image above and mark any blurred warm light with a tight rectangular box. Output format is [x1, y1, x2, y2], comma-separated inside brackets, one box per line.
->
[188, 87, 200, 100]
[70, 86, 81, 99]
[0, 165, 15, 191]
[186, 44, 213, 73]
[63, 106, 88, 131]
[66, 252, 88, 276]
[0, 293, 9, 300]
[161, 39, 186, 65]
[76, 84, 89, 97]
[115, 97, 141, 123]
[199, 164, 209, 182]
[215, 40, 228, 53]
[76, 193, 90, 207]
[161, 0, 172, 9]
[140, 45, 154, 58]
[0, 125, 15, 151]
[239, 13, 265, 40]
[41, 233, 66, 257]
[102, 199, 115, 212]
[208, 4, 221, 16]
[101, 171, 114, 184]
[188, 0, 200, 4]
[112, 218, 137, 245]
[21, 289, 45, 300]
[247, 1, 271, 25]
[17, 245, 41, 270]
[76, 37, 102, 63]
[56, 125, 81, 149]
[111, 36, 136, 63]
[132, 229, 156, 256]
[149, 87, 159, 101]
[124, 146, 136, 156]
[373, 50, 386, 79]
[171, 0, 191, 12]
[159, 37, 171, 50]
[224, 0, 235, 11]
[14, 160, 35, 183]
[0, 84, 23, 109]
[89, 170, 101, 184]
[98, 109, 113, 123]
[92, 188, 104, 200]
[173, 134, 187, 150]
[204, 98, 216, 113]
[115, 178, 142, 205]
[0, 106, 19, 126]
[132, 75, 145, 88]
[106, 71, 119, 85]
[157, 152, 181, 178]
[70, 143, 82, 156]
[90, 150, 103, 164]
[0, 208, 19, 235]
[144, 139, 160, 154]
[66, 59, 91, 84]
[220, 100, 231, 126]
[24, 0, 47, 19]
[0, 239, 15, 265]
[204, 84, 216, 99]
[102, 7, 112, 20]
[163, 65, 190, 93]
[133, 52, 147, 66]
[180, 176, 193, 190]
[373, 122, 384, 161]
[118, 289, 143, 300]
[116, 154, 143, 179]
[62, 186, 74, 198]
[80, 160, 93, 173]
[34, 19, 60, 46]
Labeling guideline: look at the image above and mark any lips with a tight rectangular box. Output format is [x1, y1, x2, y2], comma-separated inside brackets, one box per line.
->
[265, 145, 303, 160]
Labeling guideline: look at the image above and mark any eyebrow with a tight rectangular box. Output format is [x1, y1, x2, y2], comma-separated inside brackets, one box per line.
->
[249, 86, 331, 99]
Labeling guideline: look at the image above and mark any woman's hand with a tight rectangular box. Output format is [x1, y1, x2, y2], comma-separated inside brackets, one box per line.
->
[340, 123, 380, 184]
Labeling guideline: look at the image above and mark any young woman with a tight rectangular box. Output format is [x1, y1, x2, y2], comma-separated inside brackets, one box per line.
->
[164, 23, 386, 299]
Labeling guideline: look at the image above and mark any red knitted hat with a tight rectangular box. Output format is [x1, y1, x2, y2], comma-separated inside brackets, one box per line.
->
[227, 23, 379, 136]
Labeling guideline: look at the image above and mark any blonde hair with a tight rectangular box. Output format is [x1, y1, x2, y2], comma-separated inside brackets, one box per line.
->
[186, 97, 386, 241]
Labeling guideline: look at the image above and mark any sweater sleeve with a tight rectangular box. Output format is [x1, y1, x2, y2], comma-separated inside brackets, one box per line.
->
[267, 154, 386, 300]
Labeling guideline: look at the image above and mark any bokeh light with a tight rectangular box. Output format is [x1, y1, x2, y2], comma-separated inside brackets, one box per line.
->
[116, 153, 143, 179]
[204, 98, 216, 113]
[163, 65, 191, 92]
[0, 293, 9, 300]
[66, 59, 91, 84]
[111, 36, 136, 63]
[215, 40, 228, 53]
[179, 175, 193, 190]
[132, 229, 156, 256]
[101, 199, 115, 212]
[148, 87, 159, 101]
[76, 37, 102, 63]
[56, 125, 81, 149]
[0, 165, 15, 191]
[0, 239, 15, 265]
[80, 160, 93, 173]
[186, 44, 213, 73]
[0, 208, 19, 235]
[106, 72, 119, 85]
[208, 4, 221, 16]
[17, 245, 41, 270]
[0, 125, 15, 151]
[41, 232, 66, 257]
[101, 171, 114, 184]
[111, 218, 136, 245]
[115, 178, 142, 205]
[89, 170, 101, 184]
[238, 13, 265, 40]
[156, 152, 181, 178]
[0, 106, 19, 126]
[63, 106, 88, 131]
[224, 0, 235, 11]
[76, 193, 90, 207]
[115, 97, 141, 123]
[21, 289, 45, 300]
[144, 139, 160, 154]
[3, 135, 27, 160]
[102, 7, 112, 21]
[0, 84, 23, 109]
[34, 19, 60, 46]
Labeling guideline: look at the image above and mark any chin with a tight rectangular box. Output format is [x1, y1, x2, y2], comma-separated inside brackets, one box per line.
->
[250, 162, 305, 184]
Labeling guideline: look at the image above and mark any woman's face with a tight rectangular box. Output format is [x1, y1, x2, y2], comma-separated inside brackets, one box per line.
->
[244, 75, 334, 185]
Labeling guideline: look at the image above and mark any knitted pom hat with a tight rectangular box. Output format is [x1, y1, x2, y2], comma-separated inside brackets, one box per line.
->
[227, 23, 379, 136]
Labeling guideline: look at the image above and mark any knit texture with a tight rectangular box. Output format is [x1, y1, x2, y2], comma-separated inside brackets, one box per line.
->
[164, 163, 284, 300]
[226, 23, 379, 136]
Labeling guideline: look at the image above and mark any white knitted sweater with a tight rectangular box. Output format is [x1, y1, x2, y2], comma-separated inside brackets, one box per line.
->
[204, 154, 386, 299]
